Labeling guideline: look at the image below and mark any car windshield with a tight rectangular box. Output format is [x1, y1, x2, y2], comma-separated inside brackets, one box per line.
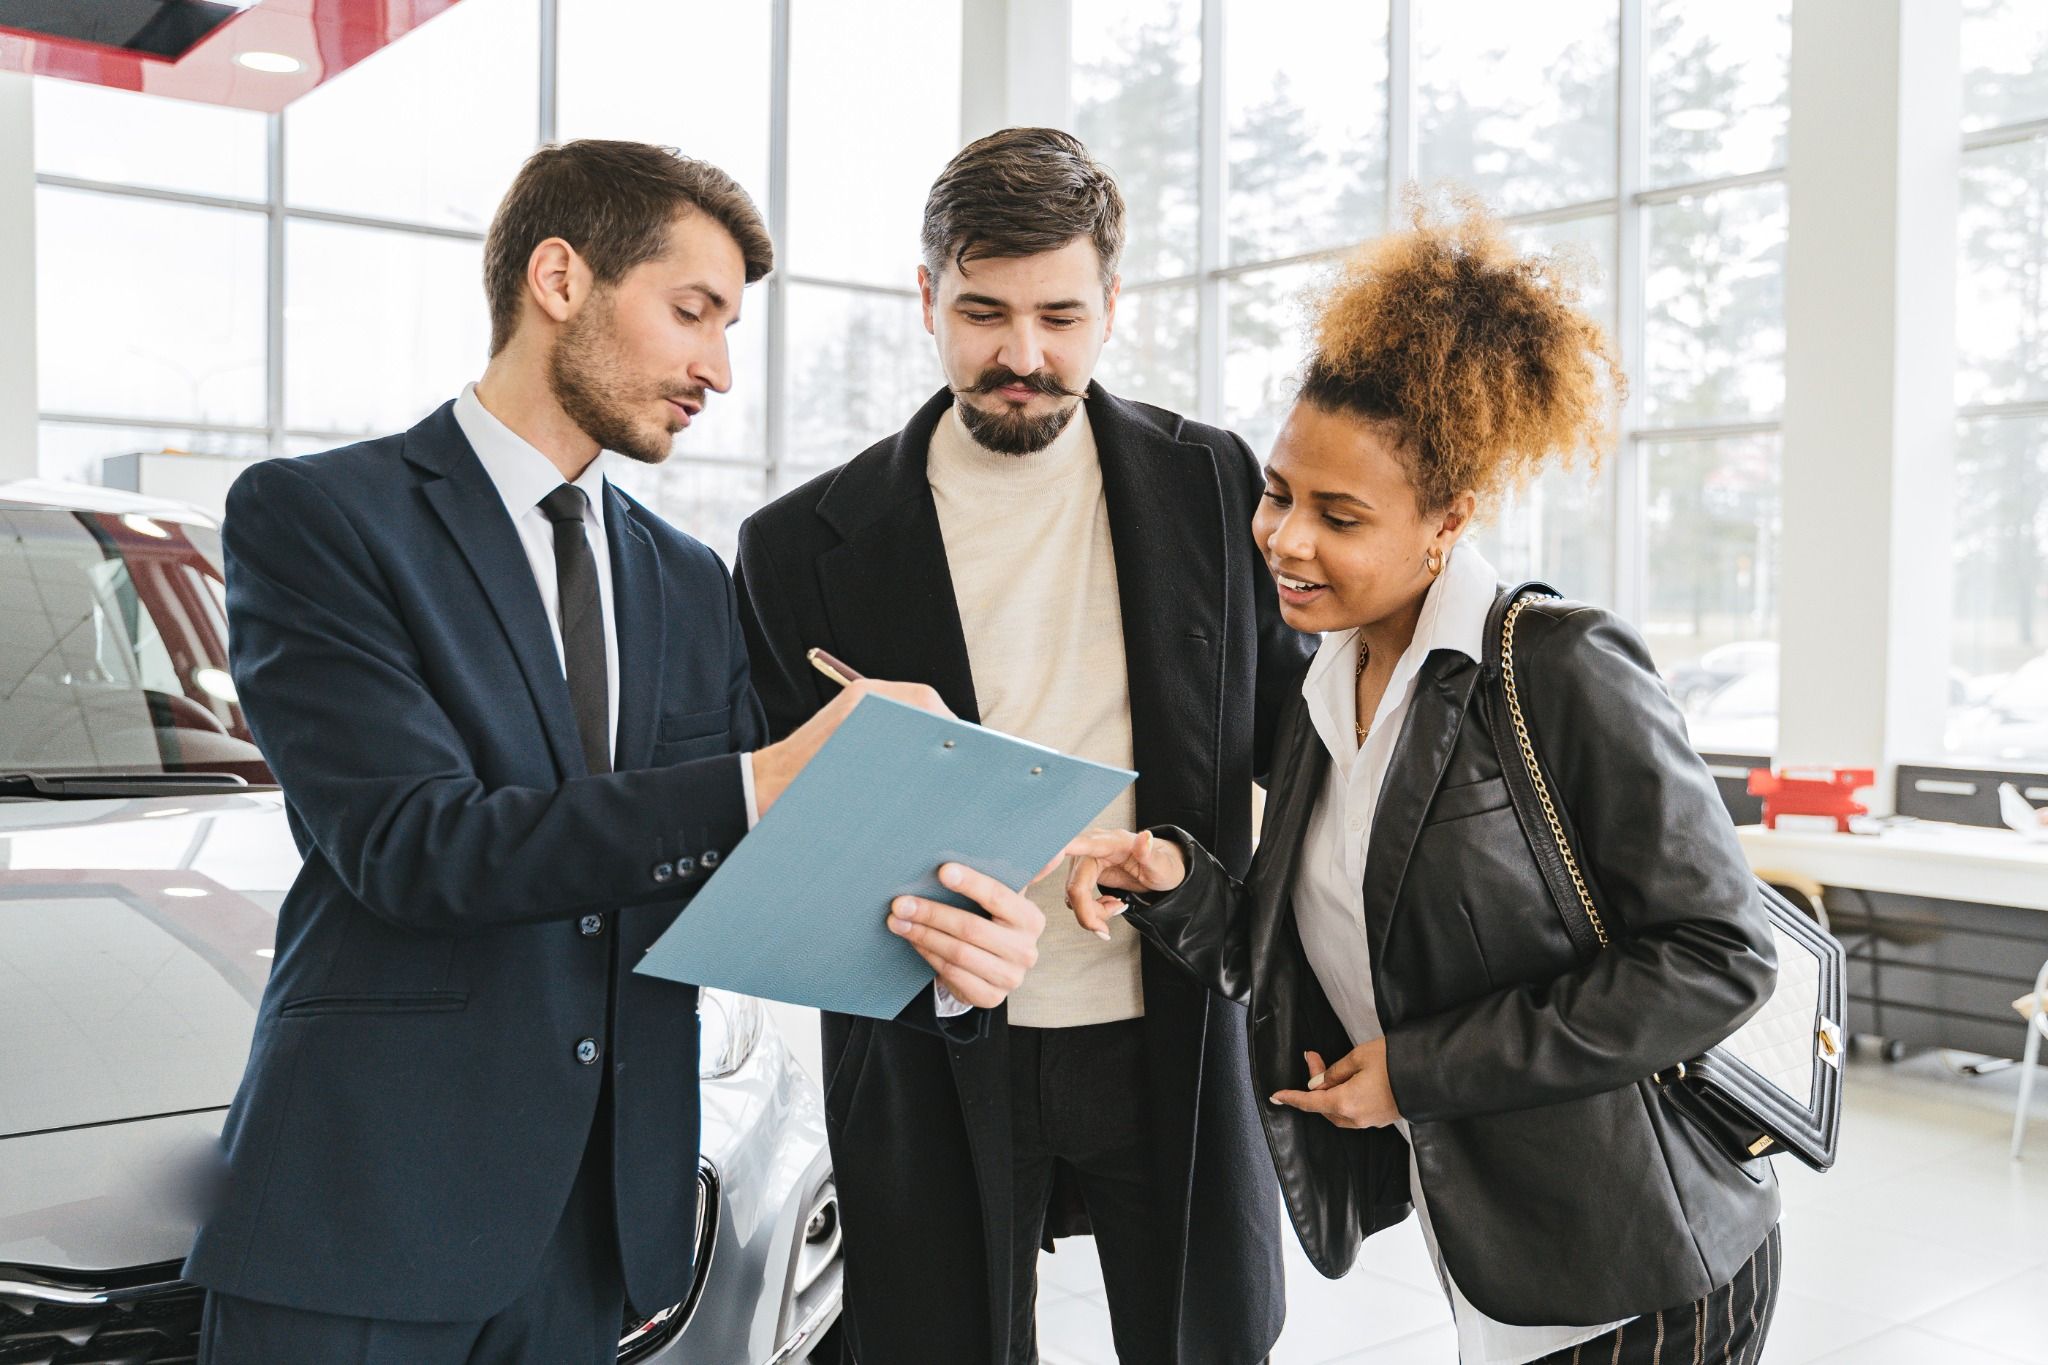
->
[0, 502, 272, 783]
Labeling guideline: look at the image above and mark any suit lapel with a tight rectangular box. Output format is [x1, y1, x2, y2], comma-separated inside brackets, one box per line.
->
[1359, 654, 1480, 953]
[1089, 387, 1227, 828]
[607, 487, 666, 772]
[409, 405, 585, 780]
[813, 389, 981, 722]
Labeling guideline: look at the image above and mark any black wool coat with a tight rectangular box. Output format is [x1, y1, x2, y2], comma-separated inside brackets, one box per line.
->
[733, 385, 1315, 1364]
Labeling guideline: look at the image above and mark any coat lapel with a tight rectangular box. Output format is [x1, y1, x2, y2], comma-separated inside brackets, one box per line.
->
[812, 388, 982, 722]
[1358, 653, 1481, 955]
[1089, 386, 1228, 830]
[606, 487, 666, 772]
[409, 404, 585, 779]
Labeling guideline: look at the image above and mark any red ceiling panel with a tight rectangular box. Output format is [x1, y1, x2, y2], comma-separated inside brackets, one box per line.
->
[0, 0, 463, 113]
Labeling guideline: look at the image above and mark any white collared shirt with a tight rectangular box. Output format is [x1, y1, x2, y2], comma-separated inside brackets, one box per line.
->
[453, 383, 621, 764]
[1292, 542, 1631, 1365]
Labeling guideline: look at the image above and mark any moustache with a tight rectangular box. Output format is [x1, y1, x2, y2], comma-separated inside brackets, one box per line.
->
[965, 368, 1082, 399]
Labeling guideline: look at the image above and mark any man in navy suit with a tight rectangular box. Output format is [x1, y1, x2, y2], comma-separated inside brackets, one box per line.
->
[186, 140, 1046, 1365]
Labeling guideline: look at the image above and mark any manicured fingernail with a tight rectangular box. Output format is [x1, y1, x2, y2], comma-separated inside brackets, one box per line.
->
[1307, 1072, 1326, 1091]
[1093, 927, 1113, 942]
[939, 864, 962, 887]
[1267, 1093, 1283, 1106]
[1106, 898, 1127, 916]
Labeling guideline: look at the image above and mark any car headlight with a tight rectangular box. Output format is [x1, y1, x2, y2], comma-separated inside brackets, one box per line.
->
[697, 989, 763, 1079]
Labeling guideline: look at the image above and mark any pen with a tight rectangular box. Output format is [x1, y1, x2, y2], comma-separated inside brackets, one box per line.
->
[806, 647, 863, 688]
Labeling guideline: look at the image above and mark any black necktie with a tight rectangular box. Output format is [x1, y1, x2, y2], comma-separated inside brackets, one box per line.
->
[539, 484, 610, 776]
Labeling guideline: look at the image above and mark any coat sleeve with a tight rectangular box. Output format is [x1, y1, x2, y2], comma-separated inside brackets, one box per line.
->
[223, 456, 752, 933]
[733, 505, 988, 1043]
[1382, 606, 1777, 1124]
[1120, 827, 1256, 1006]
[1223, 432, 1315, 784]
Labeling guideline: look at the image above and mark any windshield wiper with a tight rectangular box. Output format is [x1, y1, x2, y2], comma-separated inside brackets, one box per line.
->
[0, 771, 253, 799]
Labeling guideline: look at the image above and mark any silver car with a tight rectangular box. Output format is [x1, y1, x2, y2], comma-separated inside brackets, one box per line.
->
[0, 481, 843, 1363]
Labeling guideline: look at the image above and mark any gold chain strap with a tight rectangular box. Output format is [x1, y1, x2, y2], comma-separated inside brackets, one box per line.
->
[1500, 595, 1611, 950]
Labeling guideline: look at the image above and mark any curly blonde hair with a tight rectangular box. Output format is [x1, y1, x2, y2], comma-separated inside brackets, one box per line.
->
[1298, 189, 1624, 515]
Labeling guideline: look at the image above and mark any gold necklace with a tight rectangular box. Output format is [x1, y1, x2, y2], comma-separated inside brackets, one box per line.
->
[1354, 638, 1372, 746]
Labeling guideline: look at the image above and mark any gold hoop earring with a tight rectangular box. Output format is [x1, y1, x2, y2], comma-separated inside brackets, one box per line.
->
[1426, 547, 1445, 577]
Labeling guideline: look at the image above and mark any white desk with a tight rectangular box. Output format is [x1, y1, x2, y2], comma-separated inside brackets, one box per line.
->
[1735, 821, 2048, 1058]
[1736, 821, 2048, 914]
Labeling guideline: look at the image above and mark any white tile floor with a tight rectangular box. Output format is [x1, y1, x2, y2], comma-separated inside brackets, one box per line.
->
[1034, 1048, 2048, 1365]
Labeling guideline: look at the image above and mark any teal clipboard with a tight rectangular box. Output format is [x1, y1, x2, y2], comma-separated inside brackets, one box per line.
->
[634, 695, 1137, 1019]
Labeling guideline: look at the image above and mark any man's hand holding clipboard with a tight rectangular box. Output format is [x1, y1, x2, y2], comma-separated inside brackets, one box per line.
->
[722, 650, 1052, 1012]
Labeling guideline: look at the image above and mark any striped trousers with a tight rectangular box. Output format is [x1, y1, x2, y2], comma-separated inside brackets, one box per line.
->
[1535, 1224, 1782, 1365]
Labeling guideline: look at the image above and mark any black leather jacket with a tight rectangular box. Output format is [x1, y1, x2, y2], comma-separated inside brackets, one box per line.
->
[1126, 592, 1780, 1327]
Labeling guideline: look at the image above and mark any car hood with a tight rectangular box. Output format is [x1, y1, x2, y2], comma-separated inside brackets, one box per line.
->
[0, 793, 298, 1140]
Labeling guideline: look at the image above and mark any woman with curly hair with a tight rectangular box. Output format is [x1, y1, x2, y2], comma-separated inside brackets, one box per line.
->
[1061, 197, 1781, 1364]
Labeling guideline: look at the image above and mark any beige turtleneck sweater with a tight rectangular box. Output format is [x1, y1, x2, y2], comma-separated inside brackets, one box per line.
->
[926, 402, 1144, 1027]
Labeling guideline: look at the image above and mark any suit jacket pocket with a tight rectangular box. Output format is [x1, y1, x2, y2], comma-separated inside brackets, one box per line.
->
[658, 704, 731, 742]
[1423, 775, 1511, 825]
[279, 989, 469, 1017]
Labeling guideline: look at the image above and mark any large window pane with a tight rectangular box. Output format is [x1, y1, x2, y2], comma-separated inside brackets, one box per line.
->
[37, 188, 267, 428]
[1642, 433, 1781, 755]
[1416, 0, 1618, 216]
[604, 462, 765, 570]
[1094, 285, 1197, 415]
[1476, 466, 1613, 607]
[1224, 1, 1388, 265]
[1963, 0, 2048, 135]
[1948, 413, 2048, 762]
[1511, 212, 1617, 331]
[1643, 182, 1786, 426]
[284, 222, 487, 436]
[1958, 138, 2048, 409]
[1224, 263, 1318, 459]
[1645, 0, 1789, 188]
[38, 423, 266, 488]
[783, 285, 941, 472]
[556, 0, 771, 215]
[787, 0, 960, 287]
[285, 0, 538, 231]
[1074, 0, 1200, 283]
[34, 79, 267, 200]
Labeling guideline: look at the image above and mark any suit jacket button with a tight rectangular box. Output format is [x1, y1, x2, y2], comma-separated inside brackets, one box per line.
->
[651, 861, 675, 883]
[701, 849, 721, 869]
[575, 1038, 600, 1065]
[675, 856, 696, 876]
[578, 914, 605, 937]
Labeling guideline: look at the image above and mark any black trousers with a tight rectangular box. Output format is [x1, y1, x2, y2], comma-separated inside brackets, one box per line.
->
[1008, 1018, 1177, 1365]
[1534, 1224, 1783, 1365]
[198, 1104, 626, 1365]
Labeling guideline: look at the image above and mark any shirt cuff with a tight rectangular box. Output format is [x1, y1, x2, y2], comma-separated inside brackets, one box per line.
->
[933, 982, 972, 1018]
[740, 752, 761, 831]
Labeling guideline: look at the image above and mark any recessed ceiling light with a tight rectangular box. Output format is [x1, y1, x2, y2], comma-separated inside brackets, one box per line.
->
[253, 947, 275, 958]
[195, 668, 240, 704]
[164, 886, 209, 898]
[236, 51, 304, 74]
[121, 513, 170, 538]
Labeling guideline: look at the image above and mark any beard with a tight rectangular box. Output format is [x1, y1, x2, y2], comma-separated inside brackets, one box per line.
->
[953, 366, 1084, 456]
[548, 295, 703, 466]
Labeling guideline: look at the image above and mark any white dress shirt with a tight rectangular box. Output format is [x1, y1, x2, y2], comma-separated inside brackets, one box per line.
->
[1291, 542, 1631, 1365]
[454, 384, 621, 762]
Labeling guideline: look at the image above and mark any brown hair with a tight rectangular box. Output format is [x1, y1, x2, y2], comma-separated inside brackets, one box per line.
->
[920, 127, 1126, 288]
[1299, 189, 1624, 515]
[484, 139, 773, 355]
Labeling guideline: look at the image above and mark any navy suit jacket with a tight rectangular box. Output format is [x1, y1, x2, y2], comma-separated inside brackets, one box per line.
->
[185, 401, 765, 1322]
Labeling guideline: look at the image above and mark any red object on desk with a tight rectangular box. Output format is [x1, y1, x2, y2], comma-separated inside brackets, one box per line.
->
[1746, 767, 1877, 832]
